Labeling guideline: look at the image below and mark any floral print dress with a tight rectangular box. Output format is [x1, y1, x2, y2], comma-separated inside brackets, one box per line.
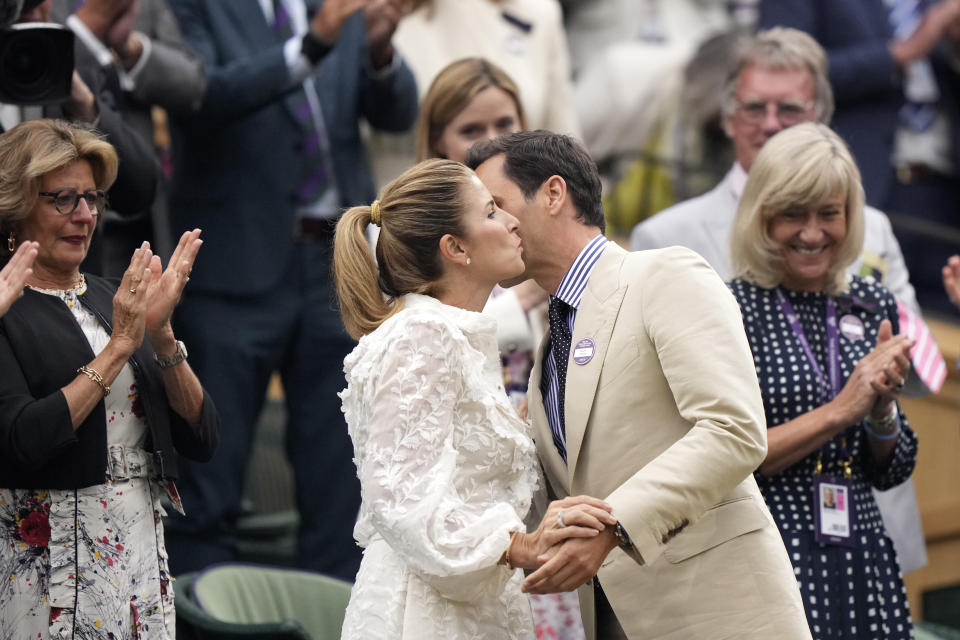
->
[0, 283, 176, 640]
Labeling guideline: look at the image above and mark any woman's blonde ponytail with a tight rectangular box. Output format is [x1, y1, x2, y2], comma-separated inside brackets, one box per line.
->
[333, 205, 402, 340]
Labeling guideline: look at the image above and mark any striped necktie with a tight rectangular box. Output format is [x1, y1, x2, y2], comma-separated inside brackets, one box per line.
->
[271, 0, 334, 207]
[541, 297, 572, 461]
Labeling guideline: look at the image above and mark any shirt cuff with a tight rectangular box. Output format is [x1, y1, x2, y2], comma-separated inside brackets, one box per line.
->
[365, 49, 402, 81]
[285, 34, 313, 85]
[121, 32, 153, 89]
[65, 14, 113, 67]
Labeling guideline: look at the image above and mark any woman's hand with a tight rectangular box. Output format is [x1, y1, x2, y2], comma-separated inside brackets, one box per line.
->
[0, 241, 38, 317]
[830, 319, 912, 425]
[109, 243, 155, 357]
[866, 320, 912, 420]
[144, 229, 202, 339]
[943, 255, 960, 308]
[510, 495, 616, 569]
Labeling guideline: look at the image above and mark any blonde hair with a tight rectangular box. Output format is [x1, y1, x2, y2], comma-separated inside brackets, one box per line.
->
[731, 122, 865, 295]
[415, 57, 527, 162]
[0, 119, 118, 248]
[333, 159, 476, 339]
[721, 27, 834, 125]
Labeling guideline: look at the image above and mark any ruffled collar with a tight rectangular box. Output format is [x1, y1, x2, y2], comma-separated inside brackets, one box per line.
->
[26, 273, 88, 309]
[401, 293, 498, 337]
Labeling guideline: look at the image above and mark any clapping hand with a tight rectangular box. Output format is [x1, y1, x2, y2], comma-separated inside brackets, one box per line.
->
[74, 0, 135, 43]
[364, 0, 403, 68]
[943, 255, 960, 308]
[866, 320, 912, 419]
[832, 319, 912, 425]
[144, 229, 202, 338]
[111, 242, 156, 356]
[0, 241, 38, 317]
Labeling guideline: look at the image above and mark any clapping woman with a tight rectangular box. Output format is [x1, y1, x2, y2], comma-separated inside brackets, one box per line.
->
[728, 123, 917, 639]
[0, 119, 219, 638]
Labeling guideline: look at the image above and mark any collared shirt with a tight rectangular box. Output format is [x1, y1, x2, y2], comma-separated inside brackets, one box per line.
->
[728, 161, 749, 202]
[65, 14, 153, 92]
[257, 0, 342, 219]
[542, 234, 609, 462]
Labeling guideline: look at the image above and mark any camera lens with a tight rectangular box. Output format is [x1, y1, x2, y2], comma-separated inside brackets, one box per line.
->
[2, 36, 50, 99]
[0, 24, 73, 105]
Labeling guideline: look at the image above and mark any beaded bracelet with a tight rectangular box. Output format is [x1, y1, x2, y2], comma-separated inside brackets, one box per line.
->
[77, 365, 111, 397]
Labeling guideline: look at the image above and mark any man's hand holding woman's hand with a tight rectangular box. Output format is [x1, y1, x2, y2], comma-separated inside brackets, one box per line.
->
[507, 495, 615, 570]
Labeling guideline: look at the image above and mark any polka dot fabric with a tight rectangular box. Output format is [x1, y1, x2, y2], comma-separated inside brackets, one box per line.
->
[729, 276, 917, 640]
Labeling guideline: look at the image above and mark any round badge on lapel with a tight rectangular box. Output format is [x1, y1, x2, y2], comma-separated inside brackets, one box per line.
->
[839, 314, 865, 341]
[573, 338, 596, 365]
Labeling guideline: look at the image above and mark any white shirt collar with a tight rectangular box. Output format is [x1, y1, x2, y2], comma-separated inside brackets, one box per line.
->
[728, 162, 749, 203]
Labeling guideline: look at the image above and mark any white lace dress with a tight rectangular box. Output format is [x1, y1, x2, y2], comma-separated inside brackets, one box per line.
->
[339, 294, 540, 639]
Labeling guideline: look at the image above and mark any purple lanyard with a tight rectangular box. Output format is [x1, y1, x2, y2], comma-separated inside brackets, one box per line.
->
[775, 289, 840, 403]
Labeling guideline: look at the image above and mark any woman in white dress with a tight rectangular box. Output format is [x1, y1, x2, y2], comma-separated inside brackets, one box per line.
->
[333, 159, 615, 639]
[416, 57, 584, 640]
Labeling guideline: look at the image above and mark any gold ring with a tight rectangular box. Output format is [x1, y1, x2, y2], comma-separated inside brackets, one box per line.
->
[129, 288, 137, 294]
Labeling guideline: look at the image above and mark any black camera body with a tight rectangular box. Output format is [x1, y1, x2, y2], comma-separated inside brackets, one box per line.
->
[0, 22, 73, 105]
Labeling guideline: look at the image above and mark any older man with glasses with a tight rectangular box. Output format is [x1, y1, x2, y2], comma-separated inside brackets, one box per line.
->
[630, 26, 939, 577]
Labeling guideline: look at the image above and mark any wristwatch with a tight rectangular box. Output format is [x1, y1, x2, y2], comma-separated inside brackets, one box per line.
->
[613, 521, 633, 549]
[155, 340, 188, 369]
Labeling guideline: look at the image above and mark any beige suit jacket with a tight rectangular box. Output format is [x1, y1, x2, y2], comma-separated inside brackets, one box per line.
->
[529, 244, 811, 639]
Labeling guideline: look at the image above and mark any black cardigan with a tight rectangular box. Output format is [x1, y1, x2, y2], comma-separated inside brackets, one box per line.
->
[0, 274, 219, 488]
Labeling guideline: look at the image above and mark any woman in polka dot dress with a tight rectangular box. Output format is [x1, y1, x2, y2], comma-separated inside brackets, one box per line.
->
[728, 124, 917, 639]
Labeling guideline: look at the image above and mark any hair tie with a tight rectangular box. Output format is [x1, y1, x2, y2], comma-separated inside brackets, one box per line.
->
[370, 200, 382, 227]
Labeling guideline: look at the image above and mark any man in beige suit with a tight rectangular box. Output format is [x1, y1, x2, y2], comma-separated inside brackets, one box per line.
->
[469, 131, 811, 639]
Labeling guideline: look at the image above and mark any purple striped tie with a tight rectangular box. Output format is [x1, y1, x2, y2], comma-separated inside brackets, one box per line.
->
[271, 0, 332, 206]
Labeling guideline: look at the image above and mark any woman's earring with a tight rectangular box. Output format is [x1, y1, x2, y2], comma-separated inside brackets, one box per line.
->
[7, 231, 14, 253]
[466, 257, 471, 265]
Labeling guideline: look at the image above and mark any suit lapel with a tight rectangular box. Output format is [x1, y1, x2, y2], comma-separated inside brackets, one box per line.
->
[226, 2, 315, 134]
[224, 1, 279, 52]
[564, 245, 628, 479]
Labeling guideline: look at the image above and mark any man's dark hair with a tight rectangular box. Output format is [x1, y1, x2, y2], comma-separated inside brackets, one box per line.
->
[467, 130, 605, 232]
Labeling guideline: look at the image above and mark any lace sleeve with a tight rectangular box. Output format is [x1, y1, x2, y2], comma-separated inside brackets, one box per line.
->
[344, 318, 522, 602]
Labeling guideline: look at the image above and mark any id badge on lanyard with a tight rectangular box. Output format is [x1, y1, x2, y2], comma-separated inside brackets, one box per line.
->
[813, 472, 855, 547]
[776, 290, 857, 548]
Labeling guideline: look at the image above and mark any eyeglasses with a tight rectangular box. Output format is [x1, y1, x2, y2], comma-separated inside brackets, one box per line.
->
[38, 189, 107, 216]
[736, 99, 814, 125]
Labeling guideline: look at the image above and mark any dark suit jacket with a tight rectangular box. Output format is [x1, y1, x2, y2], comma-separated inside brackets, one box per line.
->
[54, 35, 160, 218]
[760, 0, 960, 207]
[0, 275, 220, 489]
[167, 0, 419, 295]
